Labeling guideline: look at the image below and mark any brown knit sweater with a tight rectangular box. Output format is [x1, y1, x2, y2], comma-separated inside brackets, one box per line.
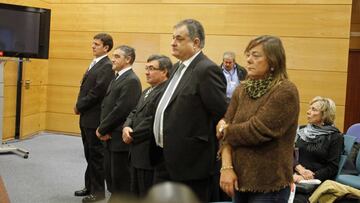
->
[223, 79, 299, 192]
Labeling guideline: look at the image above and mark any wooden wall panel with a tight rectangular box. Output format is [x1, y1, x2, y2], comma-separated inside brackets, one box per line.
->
[21, 85, 42, 116]
[0, 0, 49, 8]
[50, 32, 349, 72]
[22, 60, 48, 86]
[2, 117, 15, 141]
[48, 59, 90, 86]
[51, 4, 351, 38]
[50, 31, 161, 61]
[21, 113, 42, 139]
[46, 112, 80, 133]
[3, 61, 18, 86]
[203, 36, 348, 72]
[289, 70, 347, 106]
[46, 0, 351, 5]
[47, 86, 79, 114]
[3, 86, 16, 117]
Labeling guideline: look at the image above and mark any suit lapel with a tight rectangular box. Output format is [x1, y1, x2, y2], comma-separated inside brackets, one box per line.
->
[82, 56, 109, 85]
[88, 56, 108, 73]
[137, 90, 151, 112]
[168, 52, 204, 105]
[106, 69, 133, 95]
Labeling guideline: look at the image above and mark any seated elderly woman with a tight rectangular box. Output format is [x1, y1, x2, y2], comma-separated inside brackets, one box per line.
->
[293, 96, 344, 201]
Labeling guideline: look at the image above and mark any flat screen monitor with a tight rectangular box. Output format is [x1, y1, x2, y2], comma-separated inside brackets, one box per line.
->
[0, 3, 51, 59]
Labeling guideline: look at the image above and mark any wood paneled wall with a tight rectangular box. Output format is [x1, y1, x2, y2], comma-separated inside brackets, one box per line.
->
[1, 0, 353, 138]
[47, 0, 351, 133]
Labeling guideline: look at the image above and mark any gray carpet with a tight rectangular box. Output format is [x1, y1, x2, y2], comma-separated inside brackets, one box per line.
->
[0, 132, 109, 203]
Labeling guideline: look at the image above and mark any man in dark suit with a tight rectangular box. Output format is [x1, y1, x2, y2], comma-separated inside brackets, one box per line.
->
[220, 51, 247, 104]
[152, 19, 228, 202]
[122, 54, 172, 197]
[96, 45, 142, 201]
[74, 33, 114, 202]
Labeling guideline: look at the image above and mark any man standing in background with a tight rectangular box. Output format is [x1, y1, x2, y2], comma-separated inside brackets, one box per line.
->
[96, 45, 142, 202]
[74, 33, 114, 202]
[220, 51, 247, 103]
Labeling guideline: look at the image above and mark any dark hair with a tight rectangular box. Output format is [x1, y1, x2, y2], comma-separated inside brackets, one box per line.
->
[115, 45, 136, 65]
[93, 33, 113, 52]
[147, 54, 173, 77]
[245, 35, 287, 86]
[174, 19, 205, 48]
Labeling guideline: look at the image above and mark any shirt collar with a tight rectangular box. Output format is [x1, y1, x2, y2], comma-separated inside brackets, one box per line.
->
[116, 66, 132, 80]
[179, 50, 202, 68]
[93, 54, 107, 63]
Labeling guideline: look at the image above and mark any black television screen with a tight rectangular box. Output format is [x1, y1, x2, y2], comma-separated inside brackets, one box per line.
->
[0, 3, 51, 59]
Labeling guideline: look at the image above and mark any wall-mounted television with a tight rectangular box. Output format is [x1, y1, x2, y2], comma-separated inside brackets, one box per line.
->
[0, 3, 51, 59]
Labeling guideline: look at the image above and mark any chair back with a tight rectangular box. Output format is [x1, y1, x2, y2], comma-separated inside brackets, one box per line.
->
[344, 134, 357, 155]
[347, 123, 360, 143]
[356, 148, 360, 172]
[337, 135, 357, 176]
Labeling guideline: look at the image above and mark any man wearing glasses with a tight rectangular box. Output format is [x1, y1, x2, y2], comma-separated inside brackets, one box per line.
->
[122, 54, 172, 197]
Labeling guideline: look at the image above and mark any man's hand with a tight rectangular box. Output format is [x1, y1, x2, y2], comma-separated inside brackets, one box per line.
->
[96, 128, 111, 141]
[122, 127, 134, 144]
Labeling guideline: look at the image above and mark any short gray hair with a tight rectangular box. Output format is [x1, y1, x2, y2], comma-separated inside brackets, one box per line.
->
[114, 45, 136, 65]
[223, 51, 236, 61]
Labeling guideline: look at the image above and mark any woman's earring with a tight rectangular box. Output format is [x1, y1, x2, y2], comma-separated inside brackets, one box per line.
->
[270, 67, 275, 72]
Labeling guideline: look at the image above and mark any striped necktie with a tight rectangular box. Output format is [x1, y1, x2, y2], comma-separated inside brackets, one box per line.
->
[153, 63, 185, 147]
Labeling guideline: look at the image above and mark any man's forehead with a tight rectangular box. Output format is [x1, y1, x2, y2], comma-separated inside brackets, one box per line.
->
[146, 60, 159, 67]
[173, 25, 189, 36]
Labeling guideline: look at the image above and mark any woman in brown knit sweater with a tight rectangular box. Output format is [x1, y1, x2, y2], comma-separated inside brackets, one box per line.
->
[217, 35, 300, 202]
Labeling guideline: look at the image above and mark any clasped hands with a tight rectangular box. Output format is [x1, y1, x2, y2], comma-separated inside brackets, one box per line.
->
[293, 165, 315, 183]
[96, 128, 112, 141]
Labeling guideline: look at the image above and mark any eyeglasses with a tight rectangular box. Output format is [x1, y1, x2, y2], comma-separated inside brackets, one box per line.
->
[145, 66, 161, 71]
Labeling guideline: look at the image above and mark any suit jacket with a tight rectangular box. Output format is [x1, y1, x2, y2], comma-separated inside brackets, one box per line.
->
[76, 56, 114, 128]
[161, 52, 227, 181]
[123, 82, 167, 170]
[99, 69, 142, 152]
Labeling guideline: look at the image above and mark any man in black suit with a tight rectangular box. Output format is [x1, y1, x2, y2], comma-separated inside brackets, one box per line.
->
[220, 51, 247, 104]
[96, 45, 142, 201]
[74, 33, 114, 203]
[152, 19, 228, 202]
[122, 54, 172, 197]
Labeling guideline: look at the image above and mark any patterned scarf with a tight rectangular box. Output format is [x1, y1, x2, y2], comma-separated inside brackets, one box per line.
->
[296, 124, 340, 152]
[243, 75, 273, 99]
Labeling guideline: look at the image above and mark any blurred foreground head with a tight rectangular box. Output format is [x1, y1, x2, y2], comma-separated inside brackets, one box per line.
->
[143, 182, 200, 203]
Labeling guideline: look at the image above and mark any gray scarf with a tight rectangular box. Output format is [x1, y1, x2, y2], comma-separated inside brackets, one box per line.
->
[296, 124, 340, 152]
